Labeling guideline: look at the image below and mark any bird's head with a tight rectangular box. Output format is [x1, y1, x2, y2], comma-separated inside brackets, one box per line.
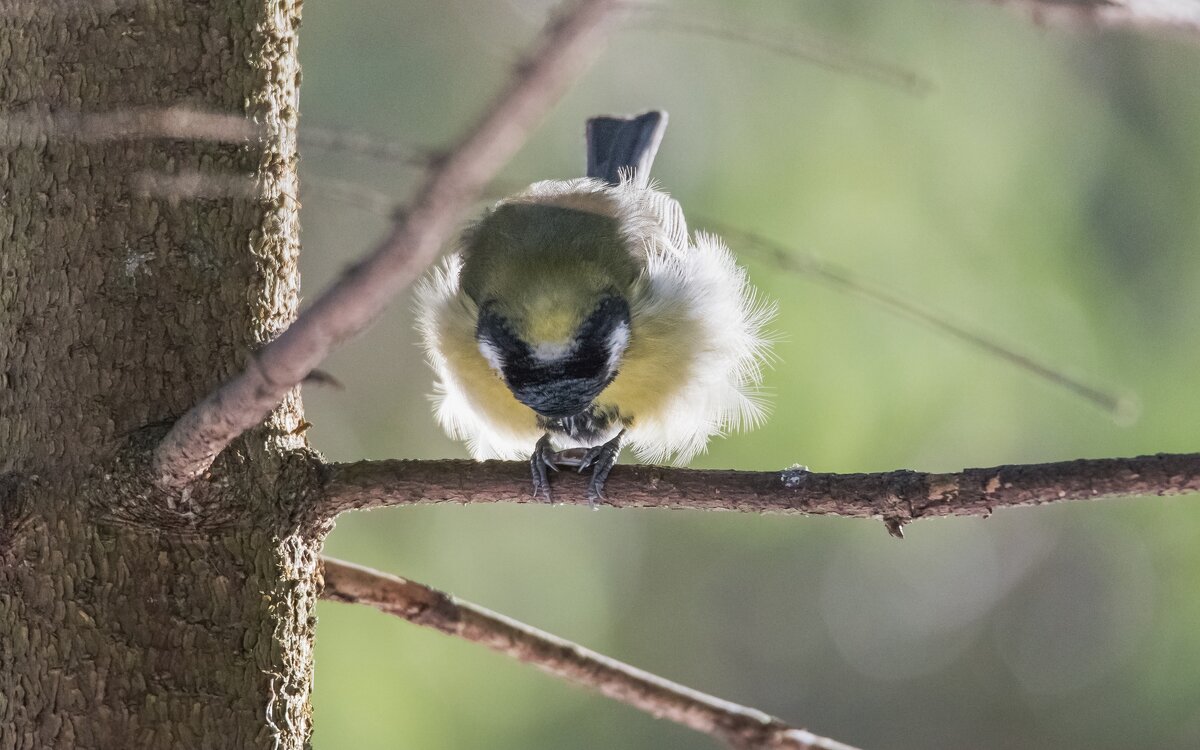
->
[475, 292, 631, 420]
[460, 201, 639, 419]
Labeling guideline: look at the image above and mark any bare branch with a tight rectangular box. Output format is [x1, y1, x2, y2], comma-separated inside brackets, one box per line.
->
[318, 452, 1200, 534]
[321, 557, 859, 750]
[298, 174, 400, 218]
[626, 6, 932, 95]
[299, 125, 430, 168]
[151, 0, 625, 490]
[704, 220, 1138, 423]
[0, 106, 259, 145]
[981, 0, 1200, 32]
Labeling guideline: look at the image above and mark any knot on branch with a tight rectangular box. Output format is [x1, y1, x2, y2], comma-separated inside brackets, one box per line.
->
[90, 424, 328, 533]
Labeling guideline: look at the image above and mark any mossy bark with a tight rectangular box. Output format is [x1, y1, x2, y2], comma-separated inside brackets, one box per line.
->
[0, 1, 321, 747]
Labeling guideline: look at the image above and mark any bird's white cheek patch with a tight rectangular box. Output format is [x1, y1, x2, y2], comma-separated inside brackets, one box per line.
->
[478, 340, 504, 373]
[605, 321, 630, 370]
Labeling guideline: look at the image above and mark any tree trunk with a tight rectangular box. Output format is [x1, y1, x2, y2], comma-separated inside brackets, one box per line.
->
[0, 1, 321, 747]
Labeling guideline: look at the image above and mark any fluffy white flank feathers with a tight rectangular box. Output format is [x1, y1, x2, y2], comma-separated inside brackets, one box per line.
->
[415, 177, 774, 464]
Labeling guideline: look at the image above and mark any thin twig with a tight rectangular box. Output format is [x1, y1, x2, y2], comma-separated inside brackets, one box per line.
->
[627, 7, 932, 96]
[299, 125, 431, 167]
[151, 0, 625, 490]
[317, 452, 1200, 536]
[0, 106, 259, 145]
[704, 220, 1138, 422]
[980, 0, 1200, 32]
[298, 174, 401, 218]
[320, 557, 859, 750]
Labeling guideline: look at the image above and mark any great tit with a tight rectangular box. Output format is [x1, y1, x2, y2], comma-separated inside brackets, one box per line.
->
[416, 111, 773, 505]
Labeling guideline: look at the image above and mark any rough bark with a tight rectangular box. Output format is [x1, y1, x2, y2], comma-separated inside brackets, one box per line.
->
[0, 1, 322, 748]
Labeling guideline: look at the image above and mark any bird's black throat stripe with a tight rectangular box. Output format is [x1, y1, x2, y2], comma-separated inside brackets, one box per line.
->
[476, 296, 631, 420]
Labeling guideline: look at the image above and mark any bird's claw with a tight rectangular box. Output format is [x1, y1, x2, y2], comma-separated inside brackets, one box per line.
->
[531, 431, 625, 508]
[576, 445, 603, 473]
[580, 431, 624, 510]
[530, 434, 559, 503]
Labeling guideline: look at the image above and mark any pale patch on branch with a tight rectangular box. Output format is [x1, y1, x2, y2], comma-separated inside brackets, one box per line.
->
[320, 557, 860, 750]
[982, 0, 1200, 32]
[151, 0, 626, 491]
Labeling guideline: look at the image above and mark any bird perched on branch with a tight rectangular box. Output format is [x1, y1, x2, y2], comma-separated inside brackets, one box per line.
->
[416, 111, 773, 506]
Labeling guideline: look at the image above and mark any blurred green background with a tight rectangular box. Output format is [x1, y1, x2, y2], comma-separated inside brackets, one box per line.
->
[295, 2, 1200, 748]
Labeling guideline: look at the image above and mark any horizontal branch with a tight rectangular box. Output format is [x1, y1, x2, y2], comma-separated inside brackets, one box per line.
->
[319, 452, 1200, 535]
[150, 0, 624, 490]
[320, 557, 858, 750]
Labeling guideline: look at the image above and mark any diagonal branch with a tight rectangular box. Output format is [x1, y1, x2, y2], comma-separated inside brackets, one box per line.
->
[320, 557, 859, 750]
[317, 452, 1200, 535]
[703, 219, 1135, 422]
[151, 0, 625, 490]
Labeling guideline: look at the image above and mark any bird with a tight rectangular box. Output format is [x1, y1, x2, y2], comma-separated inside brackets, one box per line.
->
[415, 110, 773, 506]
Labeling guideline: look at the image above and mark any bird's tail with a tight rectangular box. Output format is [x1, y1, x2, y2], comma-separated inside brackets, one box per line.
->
[586, 111, 668, 187]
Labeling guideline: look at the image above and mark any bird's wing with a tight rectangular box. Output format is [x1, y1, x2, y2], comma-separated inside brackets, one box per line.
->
[638, 186, 689, 253]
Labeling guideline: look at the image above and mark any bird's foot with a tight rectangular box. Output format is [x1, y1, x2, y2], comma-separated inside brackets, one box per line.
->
[530, 434, 559, 503]
[576, 430, 625, 509]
